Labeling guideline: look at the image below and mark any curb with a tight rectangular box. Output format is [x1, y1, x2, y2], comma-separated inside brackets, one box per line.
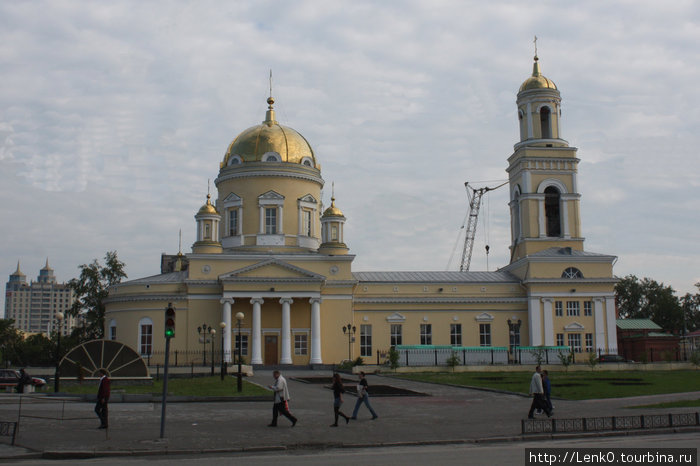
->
[0, 426, 692, 461]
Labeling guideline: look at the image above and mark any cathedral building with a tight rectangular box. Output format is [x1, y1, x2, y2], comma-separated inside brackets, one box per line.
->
[105, 55, 618, 366]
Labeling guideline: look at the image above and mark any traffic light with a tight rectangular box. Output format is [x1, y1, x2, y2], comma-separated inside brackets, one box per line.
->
[164, 303, 175, 338]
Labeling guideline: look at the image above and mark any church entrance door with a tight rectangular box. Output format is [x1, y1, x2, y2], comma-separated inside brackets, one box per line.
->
[264, 336, 278, 365]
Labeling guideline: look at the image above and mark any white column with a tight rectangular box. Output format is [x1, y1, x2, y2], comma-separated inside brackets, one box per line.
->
[310, 298, 322, 364]
[593, 298, 605, 354]
[605, 296, 618, 352]
[542, 298, 554, 346]
[220, 298, 233, 363]
[238, 208, 243, 236]
[538, 197, 546, 237]
[280, 298, 293, 364]
[278, 205, 284, 234]
[561, 198, 570, 238]
[528, 297, 542, 346]
[259, 206, 265, 234]
[297, 206, 303, 235]
[250, 298, 263, 364]
[526, 102, 533, 139]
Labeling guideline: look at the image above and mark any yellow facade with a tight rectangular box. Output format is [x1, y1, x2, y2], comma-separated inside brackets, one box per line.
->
[105, 55, 619, 366]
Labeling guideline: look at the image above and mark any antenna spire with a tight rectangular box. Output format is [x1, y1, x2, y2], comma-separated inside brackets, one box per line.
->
[178, 229, 182, 254]
[269, 69, 273, 98]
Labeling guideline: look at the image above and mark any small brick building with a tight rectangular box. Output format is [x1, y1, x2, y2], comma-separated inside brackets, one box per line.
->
[617, 319, 680, 362]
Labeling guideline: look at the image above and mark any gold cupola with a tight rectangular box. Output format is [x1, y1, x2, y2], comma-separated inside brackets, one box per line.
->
[319, 192, 348, 255]
[221, 96, 318, 168]
[519, 55, 557, 92]
[192, 193, 223, 254]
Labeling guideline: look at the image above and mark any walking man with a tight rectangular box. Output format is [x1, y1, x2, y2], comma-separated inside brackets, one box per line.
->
[95, 369, 110, 429]
[351, 371, 378, 420]
[527, 365, 551, 418]
[268, 370, 297, 427]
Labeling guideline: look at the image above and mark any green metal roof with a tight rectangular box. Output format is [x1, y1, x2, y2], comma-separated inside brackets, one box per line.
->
[616, 318, 661, 330]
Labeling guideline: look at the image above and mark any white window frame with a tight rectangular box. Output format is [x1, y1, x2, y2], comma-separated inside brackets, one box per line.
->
[138, 317, 153, 356]
[360, 324, 372, 357]
[556, 333, 564, 346]
[566, 301, 580, 317]
[390, 324, 402, 347]
[584, 301, 592, 317]
[450, 323, 462, 346]
[568, 333, 582, 353]
[479, 323, 491, 347]
[294, 334, 307, 355]
[420, 324, 432, 345]
[235, 334, 249, 356]
[585, 333, 593, 352]
[555, 301, 563, 317]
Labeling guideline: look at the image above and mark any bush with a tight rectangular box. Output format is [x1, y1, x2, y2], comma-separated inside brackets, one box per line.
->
[445, 351, 460, 372]
[353, 356, 364, 366]
[388, 347, 400, 371]
[558, 351, 573, 371]
[689, 350, 700, 369]
[587, 352, 598, 370]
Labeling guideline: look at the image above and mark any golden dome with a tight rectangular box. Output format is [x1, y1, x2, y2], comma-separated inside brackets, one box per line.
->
[322, 197, 344, 217]
[222, 97, 317, 167]
[519, 56, 557, 92]
[197, 194, 219, 215]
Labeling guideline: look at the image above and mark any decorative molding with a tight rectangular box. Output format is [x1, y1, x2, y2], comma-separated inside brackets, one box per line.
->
[564, 322, 585, 331]
[386, 312, 406, 323]
[475, 312, 494, 322]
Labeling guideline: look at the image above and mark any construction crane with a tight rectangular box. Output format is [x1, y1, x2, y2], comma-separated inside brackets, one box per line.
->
[459, 181, 508, 272]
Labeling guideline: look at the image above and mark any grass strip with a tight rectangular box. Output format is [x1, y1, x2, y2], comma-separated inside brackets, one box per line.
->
[393, 370, 700, 400]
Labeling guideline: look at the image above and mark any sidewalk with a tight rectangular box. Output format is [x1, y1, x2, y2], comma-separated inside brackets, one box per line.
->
[0, 370, 698, 459]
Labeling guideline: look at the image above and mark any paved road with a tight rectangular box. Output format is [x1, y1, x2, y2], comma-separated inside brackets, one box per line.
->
[0, 370, 698, 460]
[6, 433, 699, 465]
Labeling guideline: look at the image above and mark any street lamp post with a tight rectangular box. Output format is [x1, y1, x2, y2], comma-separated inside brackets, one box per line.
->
[507, 319, 522, 364]
[219, 321, 226, 381]
[342, 323, 356, 361]
[54, 312, 64, 393]
[235, 312, 244, 392]
[210, 328, 216, 376]
[197, 323, 211, 366]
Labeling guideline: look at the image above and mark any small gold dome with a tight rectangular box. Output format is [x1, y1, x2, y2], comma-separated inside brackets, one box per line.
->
[519, 56, 557, 92]
[197, 194, 219, 215]
[322, 197, 344, 217]
[222, 97, 317, 167]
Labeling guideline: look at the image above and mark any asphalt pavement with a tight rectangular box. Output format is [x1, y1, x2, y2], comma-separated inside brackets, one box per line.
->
[0, 370, 698, 460]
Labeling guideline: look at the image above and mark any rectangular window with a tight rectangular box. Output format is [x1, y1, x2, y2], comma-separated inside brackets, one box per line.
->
[140, 324, 153, 355]
[390, 324, 402, 347]
[302, 210, 311, 236]
[204, 222, 211, 239]
[420, 324, 432, 345]
[360, 324, 372, 357]
[331, 225, 338, 241]
[584, 301, 592, 317]
[555, 301, 563, 317]
[294, 334, 307, 355]
[450, 324, 462, 346]
[566, 301, 580, 317]
[556, 333, 564, 346]
[509, 326, 521, 347]
[479, 323, 491, 347]
[228, 208, 239, 236]
[585, 333, 593, 352]
[568, 333, 582, 353]
[235, 334, 249, 356]
[265, 207, 277, 234]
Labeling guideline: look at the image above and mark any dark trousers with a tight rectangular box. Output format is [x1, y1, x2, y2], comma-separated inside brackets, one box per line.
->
[95, 400, 109, 427]
[271, 401, 296, 425]
[528, 393, 551, 418]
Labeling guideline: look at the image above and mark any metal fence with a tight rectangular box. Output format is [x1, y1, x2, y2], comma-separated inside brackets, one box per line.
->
[523, 412, 700, 434]
[390, 345, 580, 367]
[141, 349, 241, 368]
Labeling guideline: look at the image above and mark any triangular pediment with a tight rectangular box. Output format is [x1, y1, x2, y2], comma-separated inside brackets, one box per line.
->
[299, 194, 317, 203]
[223, 192, 241, 202]
[386, 312, 406, 323]
[563, 322, 585, 331]
[475, 312, 494, 322]
[258, 190, 285, 200]
[220, 259, 325, 282]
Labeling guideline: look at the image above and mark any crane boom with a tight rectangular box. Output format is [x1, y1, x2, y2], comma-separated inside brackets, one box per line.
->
[459, 181, 508, 272]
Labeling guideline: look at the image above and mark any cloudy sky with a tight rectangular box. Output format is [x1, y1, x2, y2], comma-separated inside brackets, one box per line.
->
[2, 1, 699, 314]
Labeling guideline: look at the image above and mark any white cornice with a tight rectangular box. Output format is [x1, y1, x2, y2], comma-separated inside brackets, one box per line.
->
[216, 169, 323, 186]
[353, 297, 527, 304]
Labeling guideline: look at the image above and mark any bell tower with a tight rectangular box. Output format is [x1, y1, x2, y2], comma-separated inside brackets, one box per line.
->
[507, 51, 583, 263]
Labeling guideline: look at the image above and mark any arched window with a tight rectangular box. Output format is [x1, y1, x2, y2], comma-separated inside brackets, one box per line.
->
[540, 106, 551, 139]
[562, 267, 583, 279]
[544, 186, 561, 237]
[109, 319, 117, 341]
[138, 317, 153, 356]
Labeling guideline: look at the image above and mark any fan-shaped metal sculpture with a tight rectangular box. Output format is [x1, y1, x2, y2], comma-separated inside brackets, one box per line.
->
[59, 339, 150, 378]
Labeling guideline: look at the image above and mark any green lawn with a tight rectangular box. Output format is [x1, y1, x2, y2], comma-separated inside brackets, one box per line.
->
[394, 370, 700, 400]
[60, 376, 271, 397]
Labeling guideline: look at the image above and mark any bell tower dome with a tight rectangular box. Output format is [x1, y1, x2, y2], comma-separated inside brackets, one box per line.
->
[507, 51, 584, 263]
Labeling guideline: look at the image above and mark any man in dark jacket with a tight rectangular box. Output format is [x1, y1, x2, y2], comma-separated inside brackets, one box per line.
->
[95, 369, 110, 429]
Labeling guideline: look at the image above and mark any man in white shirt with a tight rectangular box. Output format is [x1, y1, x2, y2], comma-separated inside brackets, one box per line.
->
[268, 370, 297, 427]
[527, 365, 552, 418]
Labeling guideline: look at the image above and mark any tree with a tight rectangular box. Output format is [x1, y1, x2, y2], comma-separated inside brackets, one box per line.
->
[680, 282, 700, 333]
[615, 275, 684, 333]
[68, 251, 127, 340]
[0, 319, 22, 366]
